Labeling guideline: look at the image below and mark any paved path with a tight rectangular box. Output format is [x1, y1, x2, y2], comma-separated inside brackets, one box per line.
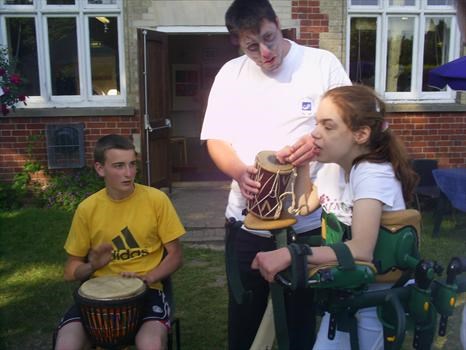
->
[168, 181, 230, 249]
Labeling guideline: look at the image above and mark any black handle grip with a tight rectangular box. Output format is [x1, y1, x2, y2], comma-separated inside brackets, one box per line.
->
[446, 257, 466, 284]
[439, 315, 448, 336]
[274, 273, 292, 288]
[385, 292, 406, 348]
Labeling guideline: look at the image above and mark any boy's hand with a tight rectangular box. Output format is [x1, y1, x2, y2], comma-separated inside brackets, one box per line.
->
[120, 271, 156, 285]
[88, 243, 113, 271]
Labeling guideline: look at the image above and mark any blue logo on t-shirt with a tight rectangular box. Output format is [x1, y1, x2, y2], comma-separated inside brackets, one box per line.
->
[302, 101, 312, 111]
[301, 97, 313, 116]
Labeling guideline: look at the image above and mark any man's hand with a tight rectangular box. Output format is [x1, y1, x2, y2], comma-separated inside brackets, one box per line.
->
[88, 243, 113, 271]
[279, 135, 319, 166]
[251, 248, 292, 283]
[237, 165, 260, 200]
[275, 146, 293, 164]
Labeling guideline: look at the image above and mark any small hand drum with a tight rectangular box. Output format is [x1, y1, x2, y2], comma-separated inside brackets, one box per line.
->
[75, 275, 147, 348]
[247, 150, 296, 220]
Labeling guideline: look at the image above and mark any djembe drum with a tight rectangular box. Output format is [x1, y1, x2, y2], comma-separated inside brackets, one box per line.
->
[75, 275, 148, 348]
[247, 150, 296, 220]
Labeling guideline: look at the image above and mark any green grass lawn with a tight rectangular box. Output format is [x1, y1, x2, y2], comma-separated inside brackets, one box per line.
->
[0, 208, 464, 349]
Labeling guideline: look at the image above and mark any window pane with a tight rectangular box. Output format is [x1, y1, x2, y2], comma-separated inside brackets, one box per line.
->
[389, 0, 416, 6]
[427, 0, 454, 5]
[350, 0, 379, 5]
[386, 17, 414, 92]
[423, 17, 451, 91]
[5, 0, 33, 4]
[88, 0, 117, 4]
[349, 17, 377, 87]
[89, 16, 120, 95]
[48, 17, 79, 95]
[47, 0, 75, 4]
[6, 18, 40, 96]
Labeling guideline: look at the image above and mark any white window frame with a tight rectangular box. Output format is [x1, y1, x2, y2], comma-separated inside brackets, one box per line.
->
[347, 0, 460, 103]
[0, 0, 125, 108]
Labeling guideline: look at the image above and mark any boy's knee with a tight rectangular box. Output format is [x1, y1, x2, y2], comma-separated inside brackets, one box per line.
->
[54, 322, 90, 350]
[135, 320, 168, 350]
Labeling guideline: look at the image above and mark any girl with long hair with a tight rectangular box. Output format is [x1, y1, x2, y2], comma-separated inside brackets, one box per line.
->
[252, 85, 418, 349]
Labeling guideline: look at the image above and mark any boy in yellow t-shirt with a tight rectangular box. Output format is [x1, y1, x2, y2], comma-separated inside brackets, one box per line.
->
[54, 134, 185, 350]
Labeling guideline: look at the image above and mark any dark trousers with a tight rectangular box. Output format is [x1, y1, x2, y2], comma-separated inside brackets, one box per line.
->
[226, 223, 318, 350]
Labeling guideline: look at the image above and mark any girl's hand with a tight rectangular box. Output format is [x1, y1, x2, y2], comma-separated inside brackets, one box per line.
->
[251, 248, 292, 283]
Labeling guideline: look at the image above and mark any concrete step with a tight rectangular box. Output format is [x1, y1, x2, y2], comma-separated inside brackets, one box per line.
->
[169, 181, 229, 249]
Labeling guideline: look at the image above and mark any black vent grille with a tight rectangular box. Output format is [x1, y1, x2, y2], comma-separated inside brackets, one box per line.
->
[46, 123, 85, 169]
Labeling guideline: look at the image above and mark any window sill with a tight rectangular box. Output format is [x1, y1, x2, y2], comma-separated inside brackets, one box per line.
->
[7, 106, 135, 117]
[386, 102, 466, 113]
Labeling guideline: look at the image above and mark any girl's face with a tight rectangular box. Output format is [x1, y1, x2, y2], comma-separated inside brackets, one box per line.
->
[311, 97, 358, 167]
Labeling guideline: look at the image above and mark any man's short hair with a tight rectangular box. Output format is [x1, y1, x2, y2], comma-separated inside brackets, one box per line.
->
[94, 134, 135, 164]
[225, 0, 277, 40]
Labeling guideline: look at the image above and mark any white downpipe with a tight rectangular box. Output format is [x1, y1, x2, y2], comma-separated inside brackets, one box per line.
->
[142, 30, 151, 185]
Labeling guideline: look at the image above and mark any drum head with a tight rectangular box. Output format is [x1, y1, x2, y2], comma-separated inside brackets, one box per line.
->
[78, 276, 146, 301]
[256, 151, 294, 173]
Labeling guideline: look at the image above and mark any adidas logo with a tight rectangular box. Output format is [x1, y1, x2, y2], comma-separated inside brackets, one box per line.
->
[111, 227, 149, 260]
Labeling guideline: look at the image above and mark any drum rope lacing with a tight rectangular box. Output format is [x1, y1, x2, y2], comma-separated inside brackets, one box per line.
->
[249, 165, 298, 219]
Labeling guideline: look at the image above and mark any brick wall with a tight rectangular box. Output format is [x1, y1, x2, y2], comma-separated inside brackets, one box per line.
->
[292, 0, 328, 48]
[1, 111, 464, 184]
[387, 112, 466, 168]
[0, 115, 140, 182]
[291, 0, 346, 63]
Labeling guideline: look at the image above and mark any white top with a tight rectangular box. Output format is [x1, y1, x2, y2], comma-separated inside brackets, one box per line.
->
[201, 40, 351, 233]
[315, 162, 406, 227]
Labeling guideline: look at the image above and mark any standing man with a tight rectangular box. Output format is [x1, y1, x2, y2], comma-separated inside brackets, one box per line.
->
[200, 0, 351, 349]
[54, 134, 185, 350]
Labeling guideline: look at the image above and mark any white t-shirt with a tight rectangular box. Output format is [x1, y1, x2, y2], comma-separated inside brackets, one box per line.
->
[201, 40, 351, 232]
[315, 161, 406, 227]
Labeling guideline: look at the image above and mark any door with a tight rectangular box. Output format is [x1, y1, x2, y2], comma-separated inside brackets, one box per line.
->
[137, 29, 171, 189]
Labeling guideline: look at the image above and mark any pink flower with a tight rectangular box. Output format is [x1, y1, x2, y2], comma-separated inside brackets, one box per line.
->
[3, 86, 10, 94]
[10, 74, 21, 85]
[0, 68, 5, 76]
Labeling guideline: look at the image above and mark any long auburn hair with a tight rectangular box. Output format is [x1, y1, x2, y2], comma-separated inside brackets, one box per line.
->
[322, 85, 418, 204]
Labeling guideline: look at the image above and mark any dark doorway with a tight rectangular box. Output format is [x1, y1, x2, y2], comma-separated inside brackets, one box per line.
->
[167, 34, 238, 182]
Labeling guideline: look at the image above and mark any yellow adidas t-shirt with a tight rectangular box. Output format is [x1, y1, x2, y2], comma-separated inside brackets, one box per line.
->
[64, 183, 185, 290]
